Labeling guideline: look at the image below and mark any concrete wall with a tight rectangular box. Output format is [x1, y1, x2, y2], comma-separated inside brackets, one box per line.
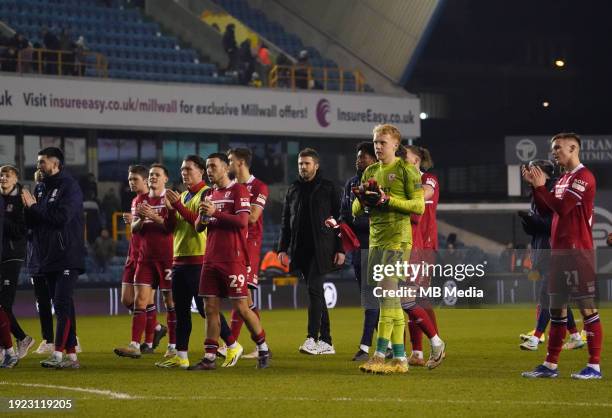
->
[145, 0, 228, 68]
[248, 0, 439, 94]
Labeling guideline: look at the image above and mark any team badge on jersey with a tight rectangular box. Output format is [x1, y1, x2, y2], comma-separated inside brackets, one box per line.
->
[240, 197, 250, 208]
[388, 173, 396, 182]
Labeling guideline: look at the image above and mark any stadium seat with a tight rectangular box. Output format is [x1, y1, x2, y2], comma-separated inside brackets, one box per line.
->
[1, 0, 226, 85]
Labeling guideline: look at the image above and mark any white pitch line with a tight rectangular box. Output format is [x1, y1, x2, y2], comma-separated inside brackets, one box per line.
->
[0, 382, 138, 400]
[1, 383, 611, 408]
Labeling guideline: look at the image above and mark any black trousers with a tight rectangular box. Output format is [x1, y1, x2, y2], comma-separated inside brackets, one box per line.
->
[46, 270, 78, 351]
[299, 258, 332, 345]
[32, 274, 54, 342]
[172, 264, 232, 351]
[0, 259, 26, 340]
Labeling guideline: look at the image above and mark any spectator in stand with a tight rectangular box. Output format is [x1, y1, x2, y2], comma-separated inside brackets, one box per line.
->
[58, 28, 75, 76]
[101, 188, 121, 230]
[239, 39, 255, 85]
[80, 173, 98, 201]
[92, 228, 116, 272]
[256, 43, 271, 85]
[498, 242, 515, 272]
[73, 36, 87, 76]
[443, 242, 463, 266]
[9, 33, 29, 51]
[40, 27, 61, 75]
[83, 198, 103, 245]
[249, 72, 262, 88]
[222, 24, 238, 72]
[276, 53, 292, 88]
[10, 33, 32, 73]
[1, 47, 17, 72]
[295, 50, 312, 89]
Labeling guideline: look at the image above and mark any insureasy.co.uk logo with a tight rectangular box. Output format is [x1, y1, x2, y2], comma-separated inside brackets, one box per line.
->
[316, 98, 330, 127]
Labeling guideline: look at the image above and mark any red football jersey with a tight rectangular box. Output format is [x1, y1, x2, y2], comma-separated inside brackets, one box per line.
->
[126, 194, 144, 263]
[133, 190, 173, 261]
[245, 175, 269, 244]
[547, 164, 595, 250]
[203, 180, 251, 265]
[420, 172, 439, 250]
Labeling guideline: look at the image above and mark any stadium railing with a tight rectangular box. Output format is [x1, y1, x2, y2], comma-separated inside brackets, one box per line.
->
[13, 48, 108, 77]
[268, 64, 366, 92]
[111, 211, 131, 242]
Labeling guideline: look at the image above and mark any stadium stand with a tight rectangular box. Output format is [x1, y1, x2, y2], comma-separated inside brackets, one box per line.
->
[209, 0, 370, 91]
[0, 0, 237, 84]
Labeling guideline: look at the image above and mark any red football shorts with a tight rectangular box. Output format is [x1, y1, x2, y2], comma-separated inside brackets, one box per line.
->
[199, 262, 249, 299]
[247, 240, 261, 289]
[135, 259, 173, 290]
[548, 249, 596, 301]
[121, 258, 137, 285]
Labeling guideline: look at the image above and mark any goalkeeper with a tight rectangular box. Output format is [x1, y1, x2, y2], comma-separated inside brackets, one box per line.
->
[352, 124, 425, 374]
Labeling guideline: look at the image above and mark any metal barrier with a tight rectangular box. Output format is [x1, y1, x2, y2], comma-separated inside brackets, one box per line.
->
[111, 211, 131, 242]
[9, 47, 108, 77]
[268, 65, 366, 92]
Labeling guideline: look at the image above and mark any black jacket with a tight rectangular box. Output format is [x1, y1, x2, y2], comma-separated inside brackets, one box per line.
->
[340, 172, 369, 252]
[2, 183, 26, 261]
[520, 177, 555, 273]
[278, 171, 343, 275]
[24, 169, 86, 273]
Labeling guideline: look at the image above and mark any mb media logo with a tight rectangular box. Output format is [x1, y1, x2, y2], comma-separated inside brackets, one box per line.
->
[316, 98, 331, 127]
[515, 138, 537, 162]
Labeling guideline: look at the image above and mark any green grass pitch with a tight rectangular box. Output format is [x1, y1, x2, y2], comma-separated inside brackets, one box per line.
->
[1, 307, 611, 417]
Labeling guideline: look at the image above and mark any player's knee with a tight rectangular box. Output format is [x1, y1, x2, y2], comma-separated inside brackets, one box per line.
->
[120, 296, 133, 309]
[549, 308, 565, 318]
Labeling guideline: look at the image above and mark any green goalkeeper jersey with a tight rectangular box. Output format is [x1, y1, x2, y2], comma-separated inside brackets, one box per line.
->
[352, 157, 424, 249]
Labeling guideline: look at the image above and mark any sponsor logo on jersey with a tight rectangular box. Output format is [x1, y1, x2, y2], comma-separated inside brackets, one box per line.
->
[572, 179, 586, 192]
[240, 197, 250, 207]
[225, 191, 232, 198]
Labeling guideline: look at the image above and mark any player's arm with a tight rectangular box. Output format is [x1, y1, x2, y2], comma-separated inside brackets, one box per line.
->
[351, 172, 366, 217]
[249, 205, 263, 224]
[3, 199, 26, 240]
[534, 185, 580, 216]
[532, 167, 585, 217]
[136, 203, 165, 226]
[387, 166, 425, 215]
[208, 190, 250, 229]
[195, 214, 208, 233]
[214, 211, 249, 228]
[164, 208, 178, 232]
[24, 181, 82, 227]
[330, 182, 344, 254]
[131, 215, 143, 233]
[248, 182, 268, 225]
[339, 178, 353, 224]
